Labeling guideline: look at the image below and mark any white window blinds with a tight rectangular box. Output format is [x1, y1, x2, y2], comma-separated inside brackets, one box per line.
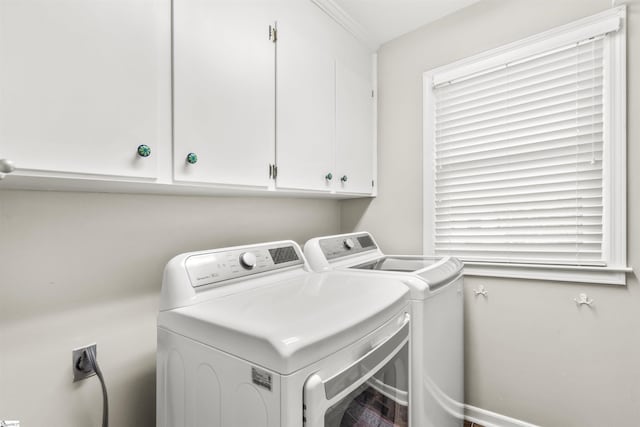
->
[432, 36, 606, 266]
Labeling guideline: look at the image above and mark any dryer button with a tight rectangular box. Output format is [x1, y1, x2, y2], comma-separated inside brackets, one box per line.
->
[344, 238, 355, 250]
[239, 252, 257, 270]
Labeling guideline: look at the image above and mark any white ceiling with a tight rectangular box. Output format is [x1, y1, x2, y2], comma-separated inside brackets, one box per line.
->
[331, 0, 481, 47]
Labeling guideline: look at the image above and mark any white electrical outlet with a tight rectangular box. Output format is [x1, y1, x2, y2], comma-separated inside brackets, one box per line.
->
[72, 344, 97, 382]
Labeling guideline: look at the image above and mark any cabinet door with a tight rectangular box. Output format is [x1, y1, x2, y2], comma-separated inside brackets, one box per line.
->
[335, 61, 374, 194]
[275, 10, 335, 192]
[0, 0, 169, 179]
[173, 0, 275, 187]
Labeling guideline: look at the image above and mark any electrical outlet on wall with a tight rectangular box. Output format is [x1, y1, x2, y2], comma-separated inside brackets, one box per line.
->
[72, 344, 97, 382]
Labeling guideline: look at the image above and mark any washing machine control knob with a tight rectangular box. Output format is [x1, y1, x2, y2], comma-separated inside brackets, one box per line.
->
[344, 238, 355, 250]
[239, 252, 257, 270]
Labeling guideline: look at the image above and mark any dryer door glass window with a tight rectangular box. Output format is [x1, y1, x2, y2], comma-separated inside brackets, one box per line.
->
[324, 343, 409, 427]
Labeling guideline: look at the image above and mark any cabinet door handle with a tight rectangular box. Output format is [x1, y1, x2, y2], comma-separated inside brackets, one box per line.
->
[186, 152, 198, 164]
[0, 159, 15, 174]
[325, 173, 333, 181]
[137, 145, 152, 158]
[340, 175, 348, 183]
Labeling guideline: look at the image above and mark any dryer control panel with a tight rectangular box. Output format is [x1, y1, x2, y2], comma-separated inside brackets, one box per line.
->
[319, 232, 378, 260]
[185, 243, 303, 288]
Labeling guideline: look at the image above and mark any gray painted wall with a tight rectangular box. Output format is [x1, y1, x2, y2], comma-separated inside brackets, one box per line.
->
[0, 190, 340, 425]
[341, 0, 640, 426]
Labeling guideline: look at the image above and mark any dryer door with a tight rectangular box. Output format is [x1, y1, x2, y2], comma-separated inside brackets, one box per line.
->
[303, 315, 410, 427]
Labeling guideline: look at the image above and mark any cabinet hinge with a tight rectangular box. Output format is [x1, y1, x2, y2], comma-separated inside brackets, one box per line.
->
[268, 164, 278, 180]
[372, 180, 375, 187]
[371, 90, 375, 98]
[269, 25, 277, 43]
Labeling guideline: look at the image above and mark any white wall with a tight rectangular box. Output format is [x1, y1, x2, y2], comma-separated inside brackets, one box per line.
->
[0, 190, 340, 426]
[341, 0, 640, 426]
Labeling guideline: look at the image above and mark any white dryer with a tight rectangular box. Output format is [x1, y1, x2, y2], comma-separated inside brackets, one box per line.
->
[304, 232, 464, 427]
[157, 240, 412, 427]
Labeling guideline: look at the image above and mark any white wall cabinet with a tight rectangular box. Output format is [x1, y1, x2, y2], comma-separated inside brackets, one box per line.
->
[275, 14, 336, 192]
[0, 0, 170, 180]
[335, 61, 375, 194]
[275, 1, 375, 195]
[0, 0, 375, 198]
[173, 0, 275, 188]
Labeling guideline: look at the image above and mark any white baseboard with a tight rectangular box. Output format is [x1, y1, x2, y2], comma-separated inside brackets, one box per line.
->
[465, 404, 540, 427]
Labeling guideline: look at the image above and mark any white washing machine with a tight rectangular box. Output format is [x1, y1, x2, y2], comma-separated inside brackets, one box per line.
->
[157, 240, 413, 427]
[304, 232, 464, 427]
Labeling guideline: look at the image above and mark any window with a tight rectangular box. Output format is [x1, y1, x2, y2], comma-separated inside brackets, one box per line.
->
[423, 7, 628, 285]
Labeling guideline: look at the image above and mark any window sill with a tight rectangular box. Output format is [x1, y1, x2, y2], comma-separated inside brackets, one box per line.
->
[462, 262, 632, 285]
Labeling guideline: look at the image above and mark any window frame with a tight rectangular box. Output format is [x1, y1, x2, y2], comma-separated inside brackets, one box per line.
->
[422, 6, 629, 285]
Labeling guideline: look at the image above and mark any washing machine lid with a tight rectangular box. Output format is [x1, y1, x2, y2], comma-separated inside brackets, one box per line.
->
[157, 271, 409, 375]
[351, 256, 442, 272]
[349, 255, 463, 291]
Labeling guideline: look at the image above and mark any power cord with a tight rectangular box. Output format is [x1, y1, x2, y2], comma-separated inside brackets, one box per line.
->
[83, 348, 109, 427]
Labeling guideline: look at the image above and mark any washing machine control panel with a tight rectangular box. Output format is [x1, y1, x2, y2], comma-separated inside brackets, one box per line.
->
[319, 232, 378, 260]
[185, 243, 303, 288]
